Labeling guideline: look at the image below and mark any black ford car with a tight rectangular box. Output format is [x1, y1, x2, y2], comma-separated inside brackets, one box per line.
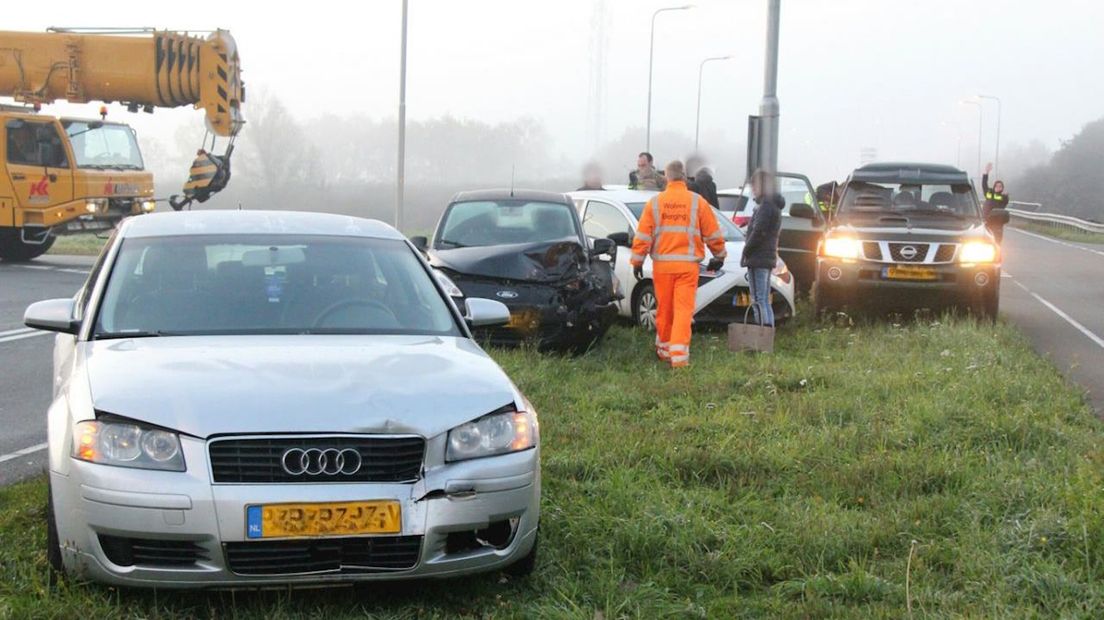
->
[813, 163, 1010, 318]
[413, 189, 619, 351]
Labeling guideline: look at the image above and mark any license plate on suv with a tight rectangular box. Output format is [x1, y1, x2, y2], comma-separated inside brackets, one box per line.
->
[246, 501, 401, 539]
[883, 265, 938, 281]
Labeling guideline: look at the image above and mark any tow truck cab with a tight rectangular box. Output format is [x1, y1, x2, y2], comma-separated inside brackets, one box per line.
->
[1, 108, 154, 260]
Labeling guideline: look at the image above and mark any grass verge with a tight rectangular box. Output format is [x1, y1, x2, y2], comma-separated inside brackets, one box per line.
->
[1011, 221, 1104, 245]
[1, 316, 1102, 618]
[46, 234, 109, 257]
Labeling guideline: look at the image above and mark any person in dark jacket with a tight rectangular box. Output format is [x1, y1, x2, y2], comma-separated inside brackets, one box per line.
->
[689, 166, 719, 208]
[981, 162, 1009, 243]
[740, 169, 784, 327]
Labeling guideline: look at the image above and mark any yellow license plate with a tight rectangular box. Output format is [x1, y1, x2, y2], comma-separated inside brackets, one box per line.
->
[507, 309, 540, 332]
[246, 501, 401, 539]
[735, 292, 774, 307]
[884, 265, 938, 281]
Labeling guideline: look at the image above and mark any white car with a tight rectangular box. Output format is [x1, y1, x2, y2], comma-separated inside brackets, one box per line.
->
[568, 189, 796, 328]
[24, 210, 541, 588]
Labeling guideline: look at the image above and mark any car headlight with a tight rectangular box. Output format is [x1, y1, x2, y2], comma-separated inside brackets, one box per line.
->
[140, 199, 157, 213]
[446, 408, 536, 462]
[820, 235, 861, 260]
[959, 240, 998, 263]
[73, 418, 185, 471]
[433, 269, 464, 298]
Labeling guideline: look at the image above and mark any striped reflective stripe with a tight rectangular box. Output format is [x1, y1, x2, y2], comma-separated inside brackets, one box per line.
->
[635, 232, 653, 242]
[652, 253, 702, 262]
[670, 344, 689, 353]
[704, 231, 724, 241]
[655, 225, 696, 234]
[687, 195, 699, 254]
[671, 355, 690, 366]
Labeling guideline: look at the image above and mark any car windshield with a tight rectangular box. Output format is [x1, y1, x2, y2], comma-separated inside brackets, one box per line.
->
[839, 181, 979, 218]
[93, 234, 460, 338]
[437, 200, 579, 248]
[62, 121, 144, 170]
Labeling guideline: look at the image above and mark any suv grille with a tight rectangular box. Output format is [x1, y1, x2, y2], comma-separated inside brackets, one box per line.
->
[888, 243, 929, 262]
[862, 242, 882, 261]
[209, 436, 425, 483]
[934, 244, 957, 262]
[98, 535, 208, 568]
[224, 536, 422, 575]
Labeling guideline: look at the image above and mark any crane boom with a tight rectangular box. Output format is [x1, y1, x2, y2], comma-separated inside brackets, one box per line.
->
[0, 29, 244, 137]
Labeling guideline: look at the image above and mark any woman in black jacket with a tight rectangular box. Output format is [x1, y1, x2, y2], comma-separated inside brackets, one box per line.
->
[741, 170, 784, 327]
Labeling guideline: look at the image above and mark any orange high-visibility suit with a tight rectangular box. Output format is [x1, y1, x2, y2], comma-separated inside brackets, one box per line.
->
[630, 180, 727, 367]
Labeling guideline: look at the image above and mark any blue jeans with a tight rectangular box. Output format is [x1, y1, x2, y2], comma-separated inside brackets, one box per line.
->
[749, 267, 774, 327]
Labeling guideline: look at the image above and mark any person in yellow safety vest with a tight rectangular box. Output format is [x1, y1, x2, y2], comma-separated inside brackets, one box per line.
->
[630, 160, 728, 368]
[981, 162, 1009, 243]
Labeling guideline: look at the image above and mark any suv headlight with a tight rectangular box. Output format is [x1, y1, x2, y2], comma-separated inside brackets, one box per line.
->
[73, 418, 186, 471]
[446, 408, 536, 462]
[959, 240, 998, 263]
[820, 235, 861, 260]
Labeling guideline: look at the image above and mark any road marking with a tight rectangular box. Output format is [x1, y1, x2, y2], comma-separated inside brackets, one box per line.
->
[0, 442, 48, 465]
[1009, 227, 1104, 258]
[0, 327, 34, 337]
[3, 264, 90, 275]
[1009, 276, 1104, 350]
[0, 330, 49, 344]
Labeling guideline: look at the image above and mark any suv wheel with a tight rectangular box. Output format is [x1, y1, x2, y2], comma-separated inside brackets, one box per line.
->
[632, 282, 657, 331]
[973, 288, 999, 322]
[812, 281, 838, 317]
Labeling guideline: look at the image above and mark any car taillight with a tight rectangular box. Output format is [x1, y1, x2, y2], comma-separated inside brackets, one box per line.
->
[732, 214, 750, 227]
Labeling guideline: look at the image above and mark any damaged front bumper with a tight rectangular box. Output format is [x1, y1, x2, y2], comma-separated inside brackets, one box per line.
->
[51, 435, 540, 588]
[457, 279, 618, 349]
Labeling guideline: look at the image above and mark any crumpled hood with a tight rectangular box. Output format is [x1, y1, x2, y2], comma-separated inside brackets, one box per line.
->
[432, 240, 587, 282]
[80, 335, 518, 438]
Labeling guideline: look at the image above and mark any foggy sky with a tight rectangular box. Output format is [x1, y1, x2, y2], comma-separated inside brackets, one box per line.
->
[8, 0, 1104, 185]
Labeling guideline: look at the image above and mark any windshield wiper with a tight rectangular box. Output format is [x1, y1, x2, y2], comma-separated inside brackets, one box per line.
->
[437, 238, 469, 248]
[94, 330, 176, 340]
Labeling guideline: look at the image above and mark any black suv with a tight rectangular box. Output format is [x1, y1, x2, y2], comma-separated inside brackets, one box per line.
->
[813, 163, 1010, 318]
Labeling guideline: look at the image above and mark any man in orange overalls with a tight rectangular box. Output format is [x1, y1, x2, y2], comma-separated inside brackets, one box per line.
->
[630, 160, 727, 368]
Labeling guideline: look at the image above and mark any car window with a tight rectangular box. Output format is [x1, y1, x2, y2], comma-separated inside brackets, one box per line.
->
[6, 120, 69, 168]
[839, 181, 979, 218]
[583, 201, 630, 239]
[437, 200, 579, 248]
[717, 195, 746, 213]
[93, 234, 460, 337]
[624, 202, 647, 220]
[712, 207, 745, 241]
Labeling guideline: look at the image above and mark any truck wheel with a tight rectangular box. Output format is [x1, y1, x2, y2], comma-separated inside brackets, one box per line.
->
[812, 282, 837, 317]
[0, 228, 55, 262]
[632, 282, 657, 331]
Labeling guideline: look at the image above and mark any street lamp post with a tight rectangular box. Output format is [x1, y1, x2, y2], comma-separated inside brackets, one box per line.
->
[646, 4, 693, 153]
[396, 0, 409, 232]
[961, 99, 983, 180]
[759, 0, 781, 175]
[977, 94, 1002, 177]
[695, 55, 732, 151]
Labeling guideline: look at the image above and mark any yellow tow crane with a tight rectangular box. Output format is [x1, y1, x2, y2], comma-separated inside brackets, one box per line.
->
[0, 27, 244, 260]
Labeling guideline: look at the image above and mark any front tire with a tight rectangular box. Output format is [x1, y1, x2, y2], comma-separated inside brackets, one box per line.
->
[0, 228, 55, 262]
[973, 287, 999, 322]
[632, 282, 657, 331]
[46, 481, 65, 583]
[812, 281, 838, 317]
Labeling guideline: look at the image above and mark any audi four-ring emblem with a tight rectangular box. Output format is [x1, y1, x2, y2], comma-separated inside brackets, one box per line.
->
[281, 448, 363, 476]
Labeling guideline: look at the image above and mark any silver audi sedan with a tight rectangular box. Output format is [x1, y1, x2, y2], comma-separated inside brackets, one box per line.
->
[24, 210, 540, 588]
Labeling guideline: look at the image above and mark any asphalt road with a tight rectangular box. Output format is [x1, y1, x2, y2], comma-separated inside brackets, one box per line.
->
[1, 234, 1101, 487]
[0, 255, 92, 486]
[1000, 227, 1104, 415]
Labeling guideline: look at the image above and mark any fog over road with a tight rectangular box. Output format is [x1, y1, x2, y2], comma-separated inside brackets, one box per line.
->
[1, 232, 1101, 487]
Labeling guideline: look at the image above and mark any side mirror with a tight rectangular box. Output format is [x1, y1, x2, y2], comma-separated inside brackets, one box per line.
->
[591, 237, 616, 256]
[24, 298, 79, 334]
[607, 231, 631, 247]
[789, 203, 817, 220]
[410, 236, 429, 252]
[464, 298, 511, 328]
[987, 209, 1010, 225]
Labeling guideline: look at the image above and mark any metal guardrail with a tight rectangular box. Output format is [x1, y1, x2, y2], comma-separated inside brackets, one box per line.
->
[1006, 202, 1104, 235]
